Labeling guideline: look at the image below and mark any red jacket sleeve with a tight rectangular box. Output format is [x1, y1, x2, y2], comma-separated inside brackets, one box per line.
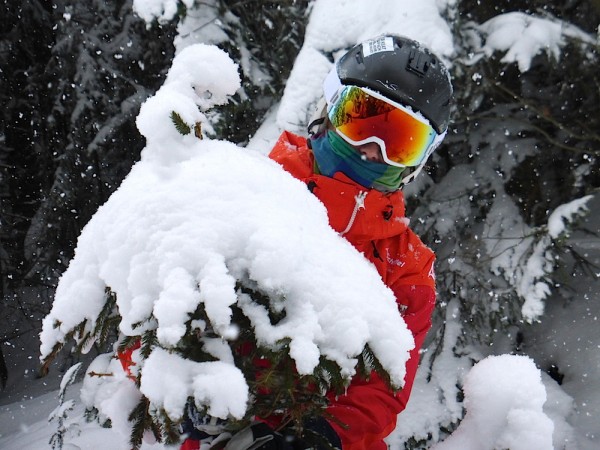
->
[326, 276, 436, 450]
[392, 283, 436, 411]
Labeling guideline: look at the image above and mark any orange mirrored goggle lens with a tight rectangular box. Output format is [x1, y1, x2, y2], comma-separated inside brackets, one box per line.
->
[327, 86, 437, 167]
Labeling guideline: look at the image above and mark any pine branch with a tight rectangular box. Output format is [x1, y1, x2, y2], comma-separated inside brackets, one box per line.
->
[160, 408, 182, 445]
[42, 288, 121, 378]
[73, 320, 95, 355]
[128, 396, 154, 450]
[358, 345, 395, 391]
[170, 111, 191, 135]
[85, 288, 120, 352]
[40, 320, 88, 376]
[140, 330, 158, 360]
[118, 334, 142, 354]
[49, 364, 82, 449]
[313, 357, 347, 396]
[40, 340, 65, 377]
[84, 407, 99, 424]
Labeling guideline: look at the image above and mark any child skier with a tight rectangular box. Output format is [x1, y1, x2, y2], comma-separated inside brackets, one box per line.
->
[181, 34, 453, 450]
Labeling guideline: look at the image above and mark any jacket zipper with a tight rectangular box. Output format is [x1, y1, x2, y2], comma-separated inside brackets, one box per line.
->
[339, 191, 367, 237]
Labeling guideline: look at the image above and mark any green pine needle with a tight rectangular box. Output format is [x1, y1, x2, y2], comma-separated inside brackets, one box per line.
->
[128, 397, 150, 450]
[170, 111, 191, 135]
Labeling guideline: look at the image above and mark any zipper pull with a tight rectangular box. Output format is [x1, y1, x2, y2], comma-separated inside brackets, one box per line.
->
[340, 191, 367, 236]
[355, 191, 367, 210]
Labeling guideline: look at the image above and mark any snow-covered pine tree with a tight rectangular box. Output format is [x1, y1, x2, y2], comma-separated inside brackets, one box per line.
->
[39, 44, 415, 449]
[48, 362, 83, 449]
[391, 2, 600, 445]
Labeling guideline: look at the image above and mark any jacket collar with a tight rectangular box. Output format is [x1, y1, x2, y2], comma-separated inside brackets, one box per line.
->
[269, 131, 409, 243]
[304, 171, 408, 243]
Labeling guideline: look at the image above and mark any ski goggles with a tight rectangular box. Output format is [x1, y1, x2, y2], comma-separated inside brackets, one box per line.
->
[327, 85, 441, 167]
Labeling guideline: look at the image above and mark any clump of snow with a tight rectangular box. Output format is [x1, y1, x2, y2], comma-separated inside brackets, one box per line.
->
[79, 352, 143, 436]
[547, 195, 594, 238]
[133, 0, 195, 24]
[39, 43, 414, 426]
[480, 12, 563, 72]
[136, 43, 240, 166]
[141, 348, 248, 420]
[479, 12, 593, 72]
[433, 355, 554, 450]
[163, 43, 240, 111]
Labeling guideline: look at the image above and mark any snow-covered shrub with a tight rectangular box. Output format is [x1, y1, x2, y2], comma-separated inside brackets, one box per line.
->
[39, 44, 414, 448]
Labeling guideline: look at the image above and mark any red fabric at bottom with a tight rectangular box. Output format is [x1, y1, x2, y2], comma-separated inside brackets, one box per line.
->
[180, 438, 200, 450]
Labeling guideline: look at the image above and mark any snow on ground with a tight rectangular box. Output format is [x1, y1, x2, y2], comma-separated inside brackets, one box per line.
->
[0, 384, 159, 450]
[0, 355, 558, 450]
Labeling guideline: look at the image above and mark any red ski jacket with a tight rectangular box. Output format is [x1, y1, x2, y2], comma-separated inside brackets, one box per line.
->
[268, 131, 436, 450]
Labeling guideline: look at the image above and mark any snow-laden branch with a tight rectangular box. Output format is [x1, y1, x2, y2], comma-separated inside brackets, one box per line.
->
[477, 12, 595, 72]
[40, 44, 414, 428]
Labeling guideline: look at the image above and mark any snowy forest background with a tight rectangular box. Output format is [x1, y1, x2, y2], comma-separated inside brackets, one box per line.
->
[1, 0, 599, 449]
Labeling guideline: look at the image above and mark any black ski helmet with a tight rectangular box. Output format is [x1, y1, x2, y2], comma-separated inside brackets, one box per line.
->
[334, 35, 452, 134]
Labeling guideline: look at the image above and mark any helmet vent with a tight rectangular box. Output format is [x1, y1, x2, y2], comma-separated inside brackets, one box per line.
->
[407, 49, 429, 77]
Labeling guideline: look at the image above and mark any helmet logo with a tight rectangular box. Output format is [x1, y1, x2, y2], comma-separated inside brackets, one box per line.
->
[375, 80, 399, 91]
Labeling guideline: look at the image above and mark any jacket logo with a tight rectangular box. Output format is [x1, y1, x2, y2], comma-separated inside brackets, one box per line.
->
[386, 249, 405, 267]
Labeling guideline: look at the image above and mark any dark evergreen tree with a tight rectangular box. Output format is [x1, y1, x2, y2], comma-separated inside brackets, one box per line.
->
[0, 1, 177, 292]
[23, 1, 177, 287]
[0, 0, 54, 298]
[0, 0, 61, 391]
[0, 0, 176, 388]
